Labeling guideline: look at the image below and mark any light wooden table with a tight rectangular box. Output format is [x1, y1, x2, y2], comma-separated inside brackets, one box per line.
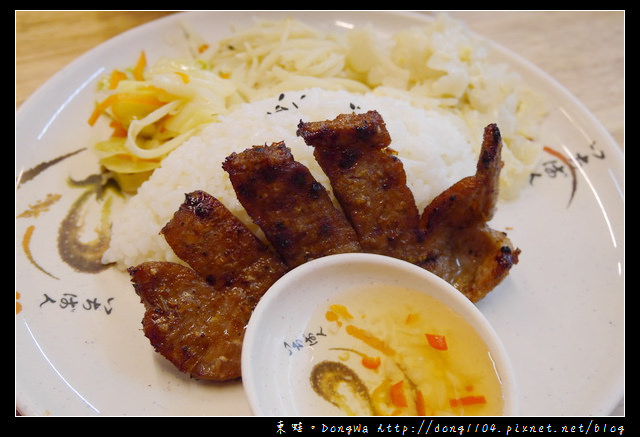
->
[15, 10, 624, 416]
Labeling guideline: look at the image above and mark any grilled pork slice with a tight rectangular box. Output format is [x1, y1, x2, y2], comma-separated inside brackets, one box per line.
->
[223, 142, 361, 269]
[131, 191, 287, 381]
[161, 190, 287, 300]
[297, 111, 425, 263]
[128, 261, 252, 381]
[418, 123, 520, 302]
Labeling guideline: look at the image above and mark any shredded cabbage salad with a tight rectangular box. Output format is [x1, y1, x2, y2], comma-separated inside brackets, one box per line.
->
[88, 16, 547, 195]
[88, 18, 369, 193]
[89, 47, 238, 192]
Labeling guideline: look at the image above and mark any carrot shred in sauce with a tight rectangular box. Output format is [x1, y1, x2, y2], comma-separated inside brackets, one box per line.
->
[345, 324, 395, 356]
[416, 390, 426, 415]
[449, 395, 486, 407]
[361, 355, 381, 370]
[425, 333, 448, 350]
[390, 381, 408, 408]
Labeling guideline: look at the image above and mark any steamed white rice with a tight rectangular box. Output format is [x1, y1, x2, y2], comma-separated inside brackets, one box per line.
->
[103, 88, 479, 270]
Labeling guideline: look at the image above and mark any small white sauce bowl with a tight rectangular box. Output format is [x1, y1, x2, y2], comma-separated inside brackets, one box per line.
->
[241, 253, 517, 416]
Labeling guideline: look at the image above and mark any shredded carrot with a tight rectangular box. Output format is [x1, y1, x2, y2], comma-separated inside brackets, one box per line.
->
[425, 333, 448, 351]
[108, 69, 128, 89]
[390, 381, 408, 408]
[218, 71, 231, 79]
[198, 43, 210, 53]
[416, 390, 426, 416]
[109, 121, 128, 138]
[88, 93, 165, 126]
[175, 71, 190, 84]
[346, 324, 395, 356]
[133, 50, 147, 81]
[88, 97, 115, 125]
[361, 355, 381, 370]
[449, 395, 486, 407]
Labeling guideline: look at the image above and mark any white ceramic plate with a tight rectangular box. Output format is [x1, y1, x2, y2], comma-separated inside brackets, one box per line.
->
[15, 11, 624, 416]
